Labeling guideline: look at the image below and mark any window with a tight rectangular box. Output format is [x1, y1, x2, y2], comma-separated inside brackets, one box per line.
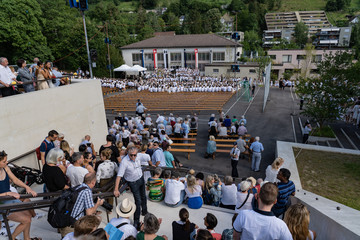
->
[132, 53, 141, 62]
[269, 55, 276, 60]
[249, 69, 256, 73]
[345, 28, 350, 32]
[157, 54, 164, 61]
[282, 55, 292, 63]
[213, 52, 225, 61]
[198, 52, 210, 61]
[186, 53, 195, 61]
[145, 63, 154, 71]
[198, 63, 206, 71]
[170, 53, 181, 61]
[296, 55, 305, 60]
[213, 69, 219, 73]
[145, 54, 153, 61]
[313, 55, 322, 63]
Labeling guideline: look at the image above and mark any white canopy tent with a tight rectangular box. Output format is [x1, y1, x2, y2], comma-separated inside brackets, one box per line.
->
[113, 64, 131, 72]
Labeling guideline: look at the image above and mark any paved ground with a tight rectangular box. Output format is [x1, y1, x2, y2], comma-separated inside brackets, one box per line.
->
[106, 86, 299, 184]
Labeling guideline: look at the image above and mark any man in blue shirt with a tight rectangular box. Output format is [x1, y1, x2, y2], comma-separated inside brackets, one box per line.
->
[249, 136, 264, 172]
[272, 168, 296, 217]
[151, 141, 166, 167]
[40, 130, 58, 165]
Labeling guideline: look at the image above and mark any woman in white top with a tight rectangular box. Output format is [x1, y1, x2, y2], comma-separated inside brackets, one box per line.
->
[284, 203, 317, 240]
[185, 175, 203, 209]
[264, 157, 284, 183]
[96, 148, 117, 205]
[235, 180, 254, 213]
[218, 123, 228, 137]
[138, 144, 152, 182]
[220, 176, 237, 210]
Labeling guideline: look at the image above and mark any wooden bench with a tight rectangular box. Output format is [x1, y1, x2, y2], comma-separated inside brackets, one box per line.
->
[171, 148, 196, 160]
[171, 143, 196, 147]
[215, 139, 236, 143]
[188, 132, 197, 136]
[170, 137, 197, 142]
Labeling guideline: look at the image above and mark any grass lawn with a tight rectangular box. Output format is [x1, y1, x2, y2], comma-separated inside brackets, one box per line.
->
[294, 147, 360, 211]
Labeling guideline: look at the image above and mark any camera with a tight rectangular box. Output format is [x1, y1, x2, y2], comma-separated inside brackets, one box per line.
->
[94, 197, 113, 212]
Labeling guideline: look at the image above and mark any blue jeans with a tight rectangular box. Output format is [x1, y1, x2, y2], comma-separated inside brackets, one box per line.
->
[165, 190, 185, 208]
[127, 176, 147, 222]
[251, 152, 261, 171]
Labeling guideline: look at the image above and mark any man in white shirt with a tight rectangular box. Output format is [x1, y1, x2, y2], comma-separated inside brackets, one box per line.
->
[164, 171, 185, 207]
[114, 147, 147, 229]
[136, 103, 147, 117]
[0, 57, 21, 97]
[151, 141, 166, 167]
[66, 152, 89, 187]
[233, 182, 293, 240]
[109, 198, 138, 240]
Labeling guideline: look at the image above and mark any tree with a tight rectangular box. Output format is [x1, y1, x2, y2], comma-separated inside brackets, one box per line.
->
[350, 20, 360, 60]
[227, 0, 246, 12]
[296, 51, 360, 129]
[293, 22, 308, 48]
[0, 0, 53, 62]
[300, 43, 315, 78]
[203, 8, 222, 33]
[243, 30, 262, 52]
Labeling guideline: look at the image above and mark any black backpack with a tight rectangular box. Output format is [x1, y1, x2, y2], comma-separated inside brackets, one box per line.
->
[47, 186, 87, 228]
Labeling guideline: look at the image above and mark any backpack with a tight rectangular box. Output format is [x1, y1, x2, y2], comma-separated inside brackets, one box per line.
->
[47, 186, 87, 228]
[35, 140, 47, 161]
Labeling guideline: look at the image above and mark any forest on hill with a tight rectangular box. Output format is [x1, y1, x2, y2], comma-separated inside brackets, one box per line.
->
[0, 0, 359, 76]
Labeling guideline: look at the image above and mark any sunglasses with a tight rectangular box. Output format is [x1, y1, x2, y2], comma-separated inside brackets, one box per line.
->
[129, 154, 137, 157]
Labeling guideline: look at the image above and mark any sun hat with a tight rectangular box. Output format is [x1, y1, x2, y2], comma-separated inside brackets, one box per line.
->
[116, 198, 136, 218]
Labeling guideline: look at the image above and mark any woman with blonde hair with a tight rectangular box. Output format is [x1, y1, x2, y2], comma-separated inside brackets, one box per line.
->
[205, 135, 216, 159]
[202, 175, 221, 206]
[284, 203, 316, 240]
[265, 157, 284, 183]
[185, 175, 203, 209]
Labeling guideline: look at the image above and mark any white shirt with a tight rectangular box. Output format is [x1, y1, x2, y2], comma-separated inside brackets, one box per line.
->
[66, 165, 89, 187]
[185, 185, 202, 198]
[233, 209, 293, 240]
[109, 217, 137, 240]
[0, 65, 14, 85]
[165, 179, 185, 204]
[117, 155, 143, 182]
[221, 184, 237, 205]
[218, 127, 228, 136]
[231, 147, 241, 160]
[264, 165, 279, 183]
[96, 160, 117, 183]
[63, 232, 75, 240]
[235, 192, 254, 213]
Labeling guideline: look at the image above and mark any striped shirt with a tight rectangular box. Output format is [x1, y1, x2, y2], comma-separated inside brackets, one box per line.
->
[274, 180, 295, 209]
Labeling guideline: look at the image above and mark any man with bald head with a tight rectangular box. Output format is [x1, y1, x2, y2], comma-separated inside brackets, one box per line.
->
[0, 57, 20, 97]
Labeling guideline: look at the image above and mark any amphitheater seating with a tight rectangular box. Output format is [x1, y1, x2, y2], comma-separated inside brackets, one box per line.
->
[104, 91, 234, 112]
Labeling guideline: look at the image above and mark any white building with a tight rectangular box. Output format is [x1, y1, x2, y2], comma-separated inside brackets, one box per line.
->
[120, 33, 242, 72]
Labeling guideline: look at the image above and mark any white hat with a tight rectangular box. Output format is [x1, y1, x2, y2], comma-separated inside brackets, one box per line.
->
[116, 198, 136, 218]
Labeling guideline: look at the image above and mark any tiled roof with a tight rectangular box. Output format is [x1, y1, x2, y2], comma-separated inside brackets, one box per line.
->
[121, 34, 242, 49]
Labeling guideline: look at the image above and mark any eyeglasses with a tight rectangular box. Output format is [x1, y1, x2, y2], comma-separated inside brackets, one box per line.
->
[129, 154, 137, 157]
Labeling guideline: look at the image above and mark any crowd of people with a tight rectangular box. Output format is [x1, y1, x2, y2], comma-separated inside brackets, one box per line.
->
[0, 107, 316, 240]
[101, 68, 248, 93]
[345, 97, 360, 128]
[0, 57, 70, 98]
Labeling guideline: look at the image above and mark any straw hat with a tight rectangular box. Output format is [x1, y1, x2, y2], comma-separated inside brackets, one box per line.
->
[116, 198, 136, 218]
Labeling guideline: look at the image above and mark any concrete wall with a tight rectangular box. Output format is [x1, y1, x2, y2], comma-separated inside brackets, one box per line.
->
[0, 80, 108, 165]
[276, 141, 360, 240]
